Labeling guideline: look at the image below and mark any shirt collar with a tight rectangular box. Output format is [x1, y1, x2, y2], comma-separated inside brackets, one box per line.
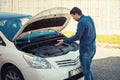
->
[78, 14, 84, 21]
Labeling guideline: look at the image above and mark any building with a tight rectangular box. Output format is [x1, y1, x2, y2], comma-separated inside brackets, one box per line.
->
[0, 0, 120, 34]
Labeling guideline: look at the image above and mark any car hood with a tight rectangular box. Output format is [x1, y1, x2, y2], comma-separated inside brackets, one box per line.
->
[13, 7, 71, 41]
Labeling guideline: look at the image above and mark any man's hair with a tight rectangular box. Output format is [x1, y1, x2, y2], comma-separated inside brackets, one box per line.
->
[70, 7, 82, 15]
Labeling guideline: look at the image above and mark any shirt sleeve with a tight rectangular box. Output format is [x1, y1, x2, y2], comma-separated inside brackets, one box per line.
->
[63, 21, 85, 43]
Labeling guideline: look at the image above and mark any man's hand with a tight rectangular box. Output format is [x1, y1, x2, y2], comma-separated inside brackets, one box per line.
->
[55, 39, 64, 46]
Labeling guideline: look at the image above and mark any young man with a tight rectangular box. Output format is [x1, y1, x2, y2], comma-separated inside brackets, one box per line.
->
[55, 7, 96, 80]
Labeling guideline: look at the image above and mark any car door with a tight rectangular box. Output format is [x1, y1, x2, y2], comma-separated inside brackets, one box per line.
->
[0, 32, 6, 68]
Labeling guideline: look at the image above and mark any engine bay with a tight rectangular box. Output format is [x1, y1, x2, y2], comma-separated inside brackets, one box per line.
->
[14, 32, 79, 58]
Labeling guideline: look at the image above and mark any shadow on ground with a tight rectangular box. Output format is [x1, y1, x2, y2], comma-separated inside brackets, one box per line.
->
[92, 57, 120, 80]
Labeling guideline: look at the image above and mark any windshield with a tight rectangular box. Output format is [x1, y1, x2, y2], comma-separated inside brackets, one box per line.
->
[18, 30, 60, 40]
[15, 30, 64, 50]
[0, 17, 31, 41]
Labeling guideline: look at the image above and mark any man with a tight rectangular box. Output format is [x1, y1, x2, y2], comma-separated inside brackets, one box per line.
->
[55, 7, 96, 80]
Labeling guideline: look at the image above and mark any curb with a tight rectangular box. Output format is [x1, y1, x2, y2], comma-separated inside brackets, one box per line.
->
[96, 42, 120, 49]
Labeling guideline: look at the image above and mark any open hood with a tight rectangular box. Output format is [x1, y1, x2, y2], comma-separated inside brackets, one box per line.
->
[13, 7, 71, 41]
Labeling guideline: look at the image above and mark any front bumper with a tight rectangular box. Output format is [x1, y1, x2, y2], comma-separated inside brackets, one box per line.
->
[65, 72, 84, 80]
[21, 67, 84, 80]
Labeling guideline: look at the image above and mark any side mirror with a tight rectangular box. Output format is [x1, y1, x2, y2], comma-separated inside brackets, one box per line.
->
[0, 40, 2, 44]
[0, 37, 6, 46]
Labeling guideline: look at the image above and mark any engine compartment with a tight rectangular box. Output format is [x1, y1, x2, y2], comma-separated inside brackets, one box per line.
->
[30, 41, 78, 58]
[15, 33, 79, 58]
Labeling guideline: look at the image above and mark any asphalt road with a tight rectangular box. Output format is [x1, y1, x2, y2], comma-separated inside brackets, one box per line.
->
[92, 46, 120, 80]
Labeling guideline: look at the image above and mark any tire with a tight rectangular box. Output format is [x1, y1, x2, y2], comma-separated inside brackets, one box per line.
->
[1, 65, 24, 80]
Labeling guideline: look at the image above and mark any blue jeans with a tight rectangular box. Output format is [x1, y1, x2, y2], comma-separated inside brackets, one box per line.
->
[79, 49, 96, 80]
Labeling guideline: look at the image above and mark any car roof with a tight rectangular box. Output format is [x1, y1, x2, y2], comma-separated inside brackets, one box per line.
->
[0, 12, 32, 20]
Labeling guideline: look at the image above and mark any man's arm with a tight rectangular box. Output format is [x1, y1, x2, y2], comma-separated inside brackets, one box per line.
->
[64, 21, 85, 43]
[55, 21, 85, 46]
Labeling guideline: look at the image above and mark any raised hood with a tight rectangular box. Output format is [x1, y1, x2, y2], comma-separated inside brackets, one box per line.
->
[13, 7, 71, 41]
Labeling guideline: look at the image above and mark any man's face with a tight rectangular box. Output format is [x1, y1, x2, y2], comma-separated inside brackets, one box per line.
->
[71, 13, 80, 21]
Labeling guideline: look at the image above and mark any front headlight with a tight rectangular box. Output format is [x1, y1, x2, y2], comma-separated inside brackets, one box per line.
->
[23, 53, 51, 69]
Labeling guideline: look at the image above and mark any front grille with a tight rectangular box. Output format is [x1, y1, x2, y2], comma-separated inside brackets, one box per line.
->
[56, 57, 79, 67]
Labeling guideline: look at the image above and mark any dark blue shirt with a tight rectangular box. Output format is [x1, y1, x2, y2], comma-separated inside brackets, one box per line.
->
[63, 15, 96, 53]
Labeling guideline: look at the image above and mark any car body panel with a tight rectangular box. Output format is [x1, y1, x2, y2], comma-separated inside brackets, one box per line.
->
[0, 7, 84, 80]
[13, 7, 71, 41]
[0, 32, 29, 70]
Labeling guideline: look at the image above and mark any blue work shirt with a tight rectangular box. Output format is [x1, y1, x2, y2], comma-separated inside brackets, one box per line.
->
[63, 15, 96, 53]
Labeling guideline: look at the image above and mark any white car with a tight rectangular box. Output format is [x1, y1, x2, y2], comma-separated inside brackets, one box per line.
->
[0, 7, 84, 80]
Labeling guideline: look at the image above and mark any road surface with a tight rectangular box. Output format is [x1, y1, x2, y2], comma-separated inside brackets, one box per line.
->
[92, 46, 120, 80]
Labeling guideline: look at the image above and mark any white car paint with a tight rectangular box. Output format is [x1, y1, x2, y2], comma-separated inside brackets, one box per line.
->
[0, 7, 84, 80]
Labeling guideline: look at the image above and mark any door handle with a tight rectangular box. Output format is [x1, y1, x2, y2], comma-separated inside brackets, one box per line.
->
[0, 54, 1, 56]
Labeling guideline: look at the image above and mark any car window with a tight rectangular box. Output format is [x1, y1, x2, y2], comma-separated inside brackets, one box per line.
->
[0, 20, 5, 27]
[2, 19, 21, 41]
[0, 36, 6, 46]
[0, 17, 30, 41]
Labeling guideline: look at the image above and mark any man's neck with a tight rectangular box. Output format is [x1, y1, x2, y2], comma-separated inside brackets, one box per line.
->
[77, 15, 81, 21]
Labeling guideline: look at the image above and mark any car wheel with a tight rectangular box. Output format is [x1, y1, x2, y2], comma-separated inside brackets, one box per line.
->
[1, 65, 24, 80]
